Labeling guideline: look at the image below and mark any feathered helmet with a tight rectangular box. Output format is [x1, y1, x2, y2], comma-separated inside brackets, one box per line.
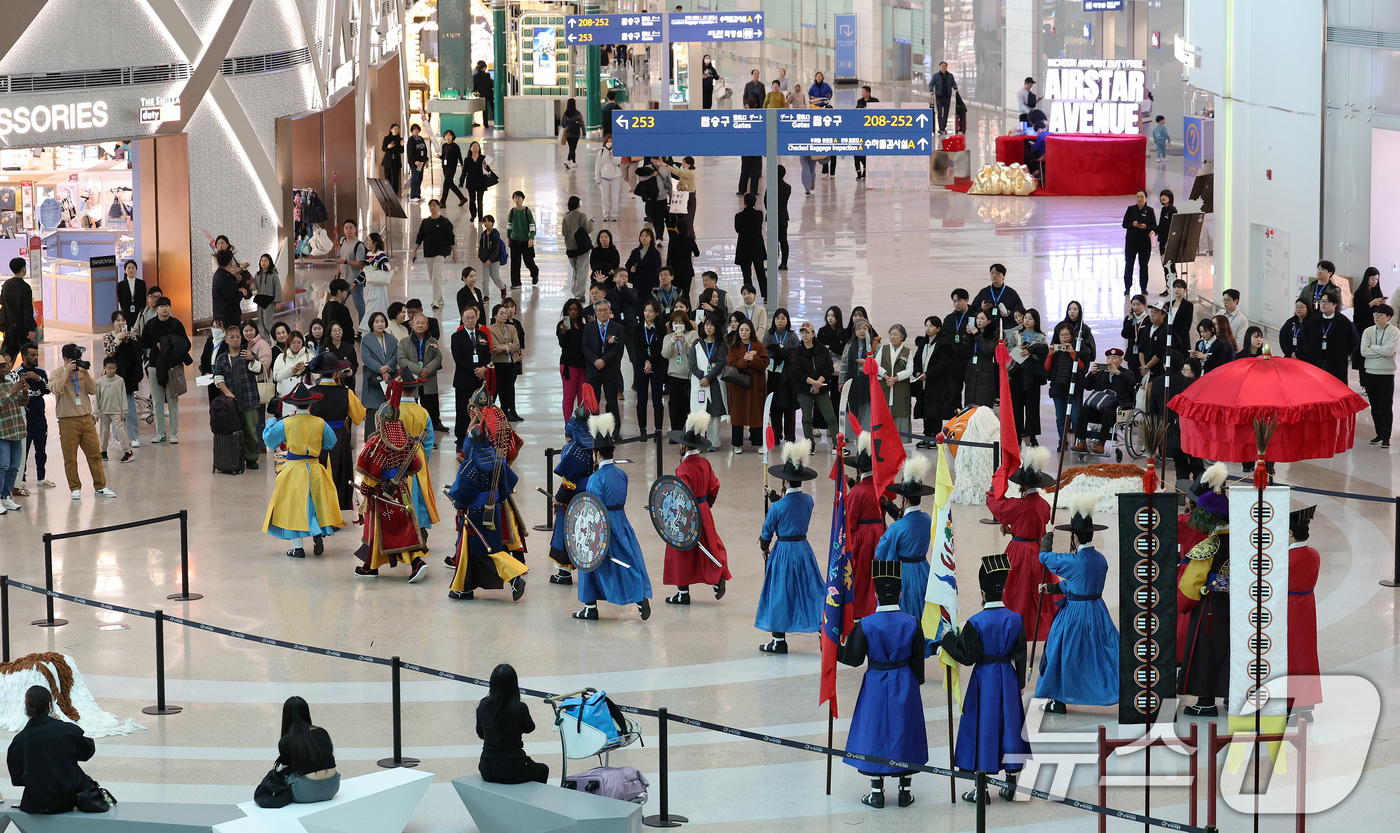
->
[1007, 445, 1055, 490]
[1187, 463, 1231, 532]
[767, 439, 818, 482]
[841, 431, 873, 472]
[669, 411, 714, 450]
[571, 385, 600, 425]
[888, 455, 935, 499]
[589, 412, 617, 450]
[376, 376, 422, 425]
[1054, 493, 1108, 533]
[470, 368, 498, 411]
[979, 553, 1011, 600]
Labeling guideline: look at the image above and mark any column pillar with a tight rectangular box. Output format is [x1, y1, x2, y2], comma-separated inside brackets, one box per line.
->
[586, 0, 601, 130]
[438, 0, 469, 136]
[494, 0, 508, 131]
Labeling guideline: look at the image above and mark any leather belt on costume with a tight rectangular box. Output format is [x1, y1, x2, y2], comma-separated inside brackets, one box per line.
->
[1288, 590, 1313, 596]
[607, 504, 625, 511]
[778, 535, 807, 542]
[858, 519, 883, 525]
[1062, 592, 1101, 602]
[286, 452, 316, 461]
[868, 659, 911, 671]
[898, 556, 927, 563]
[1012, 536, 1039, 543]
[976, 655, 1012, 665]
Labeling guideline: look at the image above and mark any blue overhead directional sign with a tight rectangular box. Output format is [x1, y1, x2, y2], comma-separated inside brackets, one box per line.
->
[777, 109, 933, 156]
[563, 14, 664, 45]
[611, 110, 767, 157]
[668, 11, 766, 42]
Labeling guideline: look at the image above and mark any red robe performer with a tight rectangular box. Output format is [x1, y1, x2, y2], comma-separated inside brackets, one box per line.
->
[1174, 498, 1210, 662]
[662, 413, 732, 603]
[353, 380, 429, 581]
[1288, 506, 1322, 708]
[843, 432, 887, 619]
[986, 446, 1058, 642]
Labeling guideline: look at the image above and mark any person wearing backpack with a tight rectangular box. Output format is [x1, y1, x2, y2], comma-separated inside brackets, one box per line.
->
[506, 191, 540, 288]
[476, 664, 548, 784]
[477, 215, 508, 300]
[561, 196, 594, 300]
[559, 98, 586, 169]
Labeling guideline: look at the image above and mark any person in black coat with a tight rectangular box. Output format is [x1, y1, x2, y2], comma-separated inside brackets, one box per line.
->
[1302, 288, 1357, 384]
[1280, 299, 1312, 359]
[962, 310, 1001, 407]
[912, 316, 953, 447]
[451, 306, 492, 451]
[406, 124, 429, 201]
[581, 299, 626, 424]
[1155, 189, 1178, 292]
[1, 257, 37, 359]
[320, 279, 357, 347]
[439, 130, 469, 207]
[733, 194, 768, 300]
[942, 289, 975, 410]
[777, 165, 792, 270]
[970, 264, 1023, 332]
[381, 124, 404, 194]
[477, 664, 548, 784]
[1190, 318, 1235, 374]
[211, 249, 247, 327]
[7, 686, 96, 814]
[631, 300, 667, 434]
[1121, 294, 1149, 377]
[623, 229, 662, 319]
[1073, 348, 1137, 453]
[115, 259, 147, 326]
[472, 61, 495, 127]
[1165, 278, 1194, 348]
[590, 229, 622, 282]
[1122, 189, 1156, 296]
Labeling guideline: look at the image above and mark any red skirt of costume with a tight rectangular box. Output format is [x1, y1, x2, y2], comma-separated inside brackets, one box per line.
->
[988, 491, 1057, 641]
[846, 477, 886, 618]
[1288, 544, 1322, 707]
[662, 454, 732, 587]
[355, 423, 426, 568]
[1175, 514, 1209, 662]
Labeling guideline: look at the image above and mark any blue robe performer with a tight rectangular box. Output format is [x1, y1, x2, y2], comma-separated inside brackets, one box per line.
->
[447, 417, 528, 601]
[574, 413, 654, 620]
[547, 387, 599, 585]
[838, 560, 928, 810]
[755, 440, 823, 653]
[941, 554, 1031, 804]
[1034, 494, 1119, 713]
[875, 456, 936, 618]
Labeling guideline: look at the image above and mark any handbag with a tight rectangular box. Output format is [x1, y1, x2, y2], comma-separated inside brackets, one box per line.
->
[720, 365, 751, 388]
[167, 365, 188, 398]
[75, 782, 116, 813]
[483, 167, 500, 188]
[668, 189, 689, 215]
[257, 380, 276, 405]
[253, 767, 294, 809]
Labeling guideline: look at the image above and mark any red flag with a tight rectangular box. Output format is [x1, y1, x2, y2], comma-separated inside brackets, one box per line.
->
[863, 354, 907, 498]
[991, 342, 1019, 499]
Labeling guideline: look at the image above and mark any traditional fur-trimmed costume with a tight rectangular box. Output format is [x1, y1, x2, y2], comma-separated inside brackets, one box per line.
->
[353, 381, 429, 581]
[755, 440, 823, 652]
[874, 456, 936, 618]
[662, 413, 731, 604]
[447, 412, 528, 601]
[987, 446, 1058, 641]
[261, 385, 346, 558]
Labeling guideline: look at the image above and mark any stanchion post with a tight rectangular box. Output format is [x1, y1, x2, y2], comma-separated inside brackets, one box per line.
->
[533, 448, 558, 531]
[991, 441, 1000, 470]
[655, 429, 663, 482]
[1, 575, 10, 662]
[1097, 725, 1107, 833]
[142, 609, 182, 715]
[31, 534, 67, 627]
[168, 509, 203, 601]
[377, 656, 420, 768]
[642, 707, 688, 827]
[1383, 496, 1400, 587]
[975, 771, 988, 832]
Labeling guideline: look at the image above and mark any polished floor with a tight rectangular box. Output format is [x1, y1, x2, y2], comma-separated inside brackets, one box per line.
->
[2, 114, 1398, 832]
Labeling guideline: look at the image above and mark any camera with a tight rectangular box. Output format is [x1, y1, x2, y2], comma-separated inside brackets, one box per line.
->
[61, 343, 90, 371]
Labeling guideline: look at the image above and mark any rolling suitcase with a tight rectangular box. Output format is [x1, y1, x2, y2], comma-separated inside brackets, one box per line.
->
[213, 431, 245, 475]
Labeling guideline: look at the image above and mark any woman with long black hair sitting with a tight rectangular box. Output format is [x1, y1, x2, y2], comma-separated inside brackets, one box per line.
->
[277, 696, 339, 803]
[477, 664, 549, 784]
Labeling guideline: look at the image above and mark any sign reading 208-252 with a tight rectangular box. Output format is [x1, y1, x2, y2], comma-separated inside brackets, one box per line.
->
[778, 109, 932, 155]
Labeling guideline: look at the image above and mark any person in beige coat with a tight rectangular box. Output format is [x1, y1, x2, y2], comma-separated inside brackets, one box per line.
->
[397, 314, 446, 432]
[49, 346, 114, 499]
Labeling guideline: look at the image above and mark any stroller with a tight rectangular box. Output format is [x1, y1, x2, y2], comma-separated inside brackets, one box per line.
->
[544, 688, 644, 785]
[133, 393, 154, 424]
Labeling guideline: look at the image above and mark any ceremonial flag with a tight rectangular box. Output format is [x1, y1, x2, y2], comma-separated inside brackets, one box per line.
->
[862, 354, 907, 498]
[819, 437, 855, 716]
[922, 443, 962, 703]
[990, 341, 1019, 499]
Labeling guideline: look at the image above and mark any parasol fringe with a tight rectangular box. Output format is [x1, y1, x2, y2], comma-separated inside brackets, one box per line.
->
[1168, 396, 1369, 424]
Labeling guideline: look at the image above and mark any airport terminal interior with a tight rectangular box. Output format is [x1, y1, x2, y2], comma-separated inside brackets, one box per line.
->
[0, 1, 1397, 831]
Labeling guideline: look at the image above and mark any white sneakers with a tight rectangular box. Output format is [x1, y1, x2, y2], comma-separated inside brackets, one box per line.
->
[71, 490, 81, 500]
[0, 499, 19, 512]
[70, 488, 118, 500]
[131, 439, 140, 448]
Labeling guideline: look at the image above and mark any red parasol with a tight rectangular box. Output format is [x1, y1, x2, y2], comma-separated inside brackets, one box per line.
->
[1166, 353, 1368, 462]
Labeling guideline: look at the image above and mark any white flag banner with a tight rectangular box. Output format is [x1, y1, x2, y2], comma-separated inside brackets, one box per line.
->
[1228, 485, 1290, 717]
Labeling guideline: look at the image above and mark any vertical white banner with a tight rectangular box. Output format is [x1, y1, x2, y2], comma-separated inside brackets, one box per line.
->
[1228, 485, 1290, 717]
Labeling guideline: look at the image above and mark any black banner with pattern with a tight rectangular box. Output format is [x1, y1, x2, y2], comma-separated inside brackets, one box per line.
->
[1117, 492, 1178, 724]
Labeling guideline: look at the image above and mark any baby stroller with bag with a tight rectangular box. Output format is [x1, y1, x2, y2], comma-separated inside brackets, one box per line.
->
[545, 688, 646, 801]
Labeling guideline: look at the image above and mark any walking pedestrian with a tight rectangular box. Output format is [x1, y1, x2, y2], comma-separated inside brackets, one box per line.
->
[406, 124, 429, 202]
[929, 61, 958, 134]
[562, 196, 594, 300]
[596, 136, 622, 221]
[440, 129, 469, 206]
[411, 200, 457, 313]
[477, 215, 507, 299]
[560, 98, 585, 169]
[733, 194, 768, 301]
[381, 123, 404, 194]
[506, 191, 540, 288]
[462, 142, 494, 221]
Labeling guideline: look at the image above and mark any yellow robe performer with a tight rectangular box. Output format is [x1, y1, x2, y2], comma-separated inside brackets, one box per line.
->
[262, 386, 346, 558]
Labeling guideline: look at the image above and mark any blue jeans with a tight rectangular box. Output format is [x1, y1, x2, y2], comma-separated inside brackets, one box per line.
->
[351, 281, 366, 324]
[1051, 395, 1070, 442]
[409, 164, 425, 199]
[0, 438, 21, 499]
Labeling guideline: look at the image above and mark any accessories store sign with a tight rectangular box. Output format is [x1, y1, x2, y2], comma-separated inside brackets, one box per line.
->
[1044, 58, 1146, 135]
[0, 101, 109, 138]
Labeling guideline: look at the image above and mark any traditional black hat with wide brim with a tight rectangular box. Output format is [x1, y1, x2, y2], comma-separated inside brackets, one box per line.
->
[282, 384, 324, 406]
[888, 479, 936, 498]
[767, 459, 819, 482]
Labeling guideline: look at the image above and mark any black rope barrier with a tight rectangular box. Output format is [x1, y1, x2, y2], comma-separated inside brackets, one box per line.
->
[533, 448, 559, 532]
[44, 511, 186, 541]
[1272, 481, 1400, 589]
[0, 579, 1210, 832]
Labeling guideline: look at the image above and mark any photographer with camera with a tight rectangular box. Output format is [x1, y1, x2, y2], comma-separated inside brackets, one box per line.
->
[49, 344, 114, 500]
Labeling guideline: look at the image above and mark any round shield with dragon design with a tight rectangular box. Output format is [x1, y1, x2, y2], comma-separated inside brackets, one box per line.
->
[565, 492, 611, 572]
[648, 475, 701, 551]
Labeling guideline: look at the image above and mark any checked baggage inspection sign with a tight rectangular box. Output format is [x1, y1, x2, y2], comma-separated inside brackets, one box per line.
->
[610, 110, 767, 158]
[778, 109, 933, 155]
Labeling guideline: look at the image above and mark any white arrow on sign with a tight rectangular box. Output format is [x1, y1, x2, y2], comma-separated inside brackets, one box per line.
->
[616, 114, 628, 129]
[567, 18, 576, 27]
[754, 13, 762, 23]
[917, 137, 929, 149]
[917, 113, 929, 126]
[568, 34, 577, 42]
[839, 24, 853, 36]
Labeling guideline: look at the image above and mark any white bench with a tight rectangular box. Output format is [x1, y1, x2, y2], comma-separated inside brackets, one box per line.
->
[452, 775, 642, 833]
[3, 803, 245, 833]
[212, 768, 433, 833]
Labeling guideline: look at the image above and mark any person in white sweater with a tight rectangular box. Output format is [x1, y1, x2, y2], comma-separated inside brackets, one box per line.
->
[273, 332, 315, 402]
[1361, 303, 1398, 448]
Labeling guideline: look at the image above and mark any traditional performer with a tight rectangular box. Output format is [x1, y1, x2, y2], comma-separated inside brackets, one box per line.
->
[941, 554, 1031, 804]
[986, 446, 1057, 641]
[662, 412, 731, 604]
[307, 351, 366, 512]
[353, 380, 430, 582]
[1174, 479, 1210, 663]
[574, 413, 654, 621]
[838, 560, 927, 810]
[446, 417, 527, 601]
[396, 374, 442, 545]
[261, 384, 346, 558]
[1034, 494, 1118, 713]
[1288, 505, 1321, 711]
[1177, 462, 1231, 716]
[755, 440, 823, 654]
[844, 431, 891, 618]
[873, 456, 935, 618]
[547, 388, 599, 584]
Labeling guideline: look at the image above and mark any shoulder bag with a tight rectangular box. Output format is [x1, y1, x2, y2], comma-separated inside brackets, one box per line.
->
[720, 365, 751, 388]
[253, 766, 294, 808]
[75, 782, 116, 813]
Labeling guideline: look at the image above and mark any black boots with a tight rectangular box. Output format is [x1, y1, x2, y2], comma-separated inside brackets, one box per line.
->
[863, 777, 913, 809]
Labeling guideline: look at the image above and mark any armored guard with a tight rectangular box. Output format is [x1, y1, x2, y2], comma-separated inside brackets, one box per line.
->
[838, 560, 928, 810]
[353, 380, 429, 582]
[662, 412, 731, 605]
[1177, 463, 1231, 716]
[755, 440, 823, 654]
[874, 456, 936, 618]
[987, 445, 1057, 641]
[574, 414, 654, 621]
[262, 384, 345, 558]
[396, 372, 441, 538]
[548, 387, 599, 584]
[447, 415, 527, 601]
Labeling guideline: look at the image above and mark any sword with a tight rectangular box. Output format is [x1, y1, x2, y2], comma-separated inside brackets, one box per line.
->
[694, 541, 723, 569]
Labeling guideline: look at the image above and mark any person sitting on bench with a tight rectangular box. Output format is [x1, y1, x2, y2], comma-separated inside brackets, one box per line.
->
[477, 664, 549, 784]
[277, 696, 340, 803]
[6, 686, 98, 814]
